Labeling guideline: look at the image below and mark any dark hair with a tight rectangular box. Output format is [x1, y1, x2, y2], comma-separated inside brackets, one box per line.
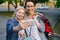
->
[24, 0, 36, 8]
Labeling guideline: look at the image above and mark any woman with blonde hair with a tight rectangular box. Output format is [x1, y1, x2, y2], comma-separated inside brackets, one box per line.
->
[6, 6, 30, 40]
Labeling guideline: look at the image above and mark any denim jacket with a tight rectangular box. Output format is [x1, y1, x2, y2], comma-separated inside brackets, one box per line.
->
[6, 18, 19, 40]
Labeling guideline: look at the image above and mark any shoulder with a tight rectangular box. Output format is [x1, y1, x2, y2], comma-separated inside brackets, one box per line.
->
[7, 18, 16, 24]
[35, 12, 44, 17]
[7, 18, 14, 22]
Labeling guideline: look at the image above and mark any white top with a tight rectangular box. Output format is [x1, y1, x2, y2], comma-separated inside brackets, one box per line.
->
[18, 19, 41, 40]
[18, 19, 47, 40]
[25, 19, 41, 40]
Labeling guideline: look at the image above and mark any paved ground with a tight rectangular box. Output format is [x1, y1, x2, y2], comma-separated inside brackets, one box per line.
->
[0, 15, 9, 40]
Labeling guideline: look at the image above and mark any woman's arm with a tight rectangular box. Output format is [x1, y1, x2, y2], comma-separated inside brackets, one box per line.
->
[34, 15, 45, 32]
[6, 19, 21, 34]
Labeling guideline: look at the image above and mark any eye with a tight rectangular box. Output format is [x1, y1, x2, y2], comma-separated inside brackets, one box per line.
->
[31, 6, 34, 7]
[27, 6, 34, 7]
[19, 12, 21, 13]
[27, 6, 30, 7]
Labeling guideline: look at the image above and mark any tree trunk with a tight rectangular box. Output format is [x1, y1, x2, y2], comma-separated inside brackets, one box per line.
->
[8, 1, 10, 12]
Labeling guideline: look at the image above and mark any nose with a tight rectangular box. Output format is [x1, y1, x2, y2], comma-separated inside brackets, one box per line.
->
[17, 13, 22, 17]
[28, 7, 32, 10]
[20, 14, 23, 16]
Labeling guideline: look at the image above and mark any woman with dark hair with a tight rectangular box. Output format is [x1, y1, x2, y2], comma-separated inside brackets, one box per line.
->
[23, 0, 48, 40]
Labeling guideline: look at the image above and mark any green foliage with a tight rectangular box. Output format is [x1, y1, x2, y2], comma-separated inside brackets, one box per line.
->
[8, 0, 12, 3]
[0, 0, 5, 4]
[39, 0, 49, 3]
[0, 0, 7, 4]
[53, 19, 60, 34]
[34, 0, 49, 4]
[0, 11, 13, 17]
[13, 0, 17, 3]
[55, 0, 60, 8]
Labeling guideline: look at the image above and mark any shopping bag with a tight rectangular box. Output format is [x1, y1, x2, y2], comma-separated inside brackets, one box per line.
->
[24, 36, 31, 40]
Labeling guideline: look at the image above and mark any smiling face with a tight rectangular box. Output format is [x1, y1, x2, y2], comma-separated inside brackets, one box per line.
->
[16, 9, 25, 20]
[26, 2, 35, 14]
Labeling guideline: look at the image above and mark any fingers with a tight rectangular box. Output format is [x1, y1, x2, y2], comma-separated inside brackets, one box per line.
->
[18, 30, 26, 38]
[19, 21, 30, 29]
[33, 14, 39, 19]
[22, 21, 30, 28]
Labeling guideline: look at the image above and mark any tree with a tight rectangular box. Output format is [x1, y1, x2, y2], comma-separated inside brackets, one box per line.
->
[7, 0, 12, 11]
[7, 0, 20, 11]
[13, 0, 19, 8]
[8, 0, 18, 8]
[55, 0, 60, 8]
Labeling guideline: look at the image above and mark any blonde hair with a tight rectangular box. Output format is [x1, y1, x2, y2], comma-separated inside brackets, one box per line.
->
[12, 6, 25, 18]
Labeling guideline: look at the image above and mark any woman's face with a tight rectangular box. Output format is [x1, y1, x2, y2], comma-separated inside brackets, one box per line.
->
[26, 2, 35, 14]
[16, 9, 25, 20]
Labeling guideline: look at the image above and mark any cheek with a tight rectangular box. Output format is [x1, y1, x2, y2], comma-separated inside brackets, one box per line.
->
[32, 7, 34, 10]
[21, 14, 25, 17]
[29, 8, 34, 11]
[23, 14, 25, 17]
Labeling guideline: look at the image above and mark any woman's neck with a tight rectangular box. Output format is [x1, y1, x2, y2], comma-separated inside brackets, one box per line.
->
[28, 13, 34, 19]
